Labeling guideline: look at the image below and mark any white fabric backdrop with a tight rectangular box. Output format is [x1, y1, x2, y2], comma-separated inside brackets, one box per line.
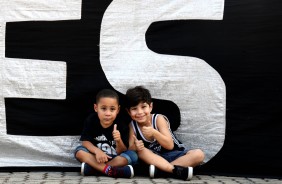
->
[0, 0, 225, 166]
[0, 0, 81, 167]
[100, 0, 226, 163]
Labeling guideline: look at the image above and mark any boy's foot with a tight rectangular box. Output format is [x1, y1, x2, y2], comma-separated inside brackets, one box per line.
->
[81, 162, 96, 176]
[172, 165, 193, 180]
[149, 165, 169, 178]
[107, 165, 134, 178]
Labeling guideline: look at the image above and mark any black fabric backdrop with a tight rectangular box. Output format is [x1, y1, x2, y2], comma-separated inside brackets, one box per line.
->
[4, 0, 282, 177]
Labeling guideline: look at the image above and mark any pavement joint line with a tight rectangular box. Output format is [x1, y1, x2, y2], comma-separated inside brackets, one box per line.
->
[0, 172, 281, 184]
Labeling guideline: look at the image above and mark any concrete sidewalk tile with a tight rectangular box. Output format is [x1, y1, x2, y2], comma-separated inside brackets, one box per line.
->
[264, 178, 282, 183]
[80, 176, 99, 182]
[0, 173, 11, 177]
[41, 182, 61, 184]
[28, 172, 46, 179]
[1, 171, 281, 184]
[151, 178, 170, 182]
[247, 177, 269, 183]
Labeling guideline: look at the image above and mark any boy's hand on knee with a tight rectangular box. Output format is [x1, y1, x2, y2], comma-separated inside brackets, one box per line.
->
[133, 135, 144, 151]
[95, 149, 112, 163]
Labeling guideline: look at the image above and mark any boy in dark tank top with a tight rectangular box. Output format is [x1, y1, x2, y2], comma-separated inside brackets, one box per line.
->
[126, 86, 205, 181]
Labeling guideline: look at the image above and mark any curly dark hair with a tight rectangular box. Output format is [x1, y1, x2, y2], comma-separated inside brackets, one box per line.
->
[125, 86, 152, 109]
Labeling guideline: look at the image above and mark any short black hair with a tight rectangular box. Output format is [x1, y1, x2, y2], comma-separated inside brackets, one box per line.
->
[96, 89, 119, 104]
[125, 86, 152, 109]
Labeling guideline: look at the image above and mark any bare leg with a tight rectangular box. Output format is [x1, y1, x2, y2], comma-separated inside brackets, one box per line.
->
[170, 149, 205, 167]
[107, 156, 128, 167]
[75, 150, 106, 172]
[137, 148, 174, 173]
[75, 151, 129, 170]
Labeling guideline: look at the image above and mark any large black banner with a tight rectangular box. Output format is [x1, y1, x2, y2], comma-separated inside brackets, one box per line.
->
[1, 0, 281, 177]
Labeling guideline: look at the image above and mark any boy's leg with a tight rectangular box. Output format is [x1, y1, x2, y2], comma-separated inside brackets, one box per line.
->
[75, 149, 106, 172]
[149, 148, 204, 180]
[166, 149, 205, 180]
[137, 148, 174, 173]
[170, 149, 205, 167]
[75, 147, 134, 178]
[106, 156, 128, 167]
[107, 150, 138, 167]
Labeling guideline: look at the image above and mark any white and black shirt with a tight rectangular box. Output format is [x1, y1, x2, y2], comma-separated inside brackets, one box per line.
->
[80, 113, 128, 156]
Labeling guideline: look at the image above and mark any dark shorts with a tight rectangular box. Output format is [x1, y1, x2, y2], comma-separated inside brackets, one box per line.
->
[74, 145, 138, 165]
[154, 147, 189, 163]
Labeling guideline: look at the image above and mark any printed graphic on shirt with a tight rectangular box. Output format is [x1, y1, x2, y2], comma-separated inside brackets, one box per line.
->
[148, 142, 162, 152]
[95, 134, 117, 155]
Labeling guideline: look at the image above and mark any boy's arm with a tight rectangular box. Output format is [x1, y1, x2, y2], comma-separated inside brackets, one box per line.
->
[82, 140, 102, 155]
[143, 115, 174, 150]
[82, 140, 112, 163]
[129, 123, 145, 151]
[115, 139, 127, 154]
[155, 115, 174, 149]
[128, 124, 137, 151]
[112, 124, 127, 154]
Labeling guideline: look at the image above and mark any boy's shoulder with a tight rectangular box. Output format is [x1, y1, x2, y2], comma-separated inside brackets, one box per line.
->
[153, 113, 165, 121]
[156, 114, 167, 120]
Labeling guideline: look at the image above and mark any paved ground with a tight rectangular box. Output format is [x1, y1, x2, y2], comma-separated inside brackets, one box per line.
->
[0, 172, 281, 184]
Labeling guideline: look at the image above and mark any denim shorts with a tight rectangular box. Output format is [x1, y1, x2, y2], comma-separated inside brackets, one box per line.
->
[74, 145, 138, 165]
[154, 148, 189, 163]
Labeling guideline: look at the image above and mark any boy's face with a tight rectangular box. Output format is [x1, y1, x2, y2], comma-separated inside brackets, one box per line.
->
[128, 102, 152, 124]
[94, 97, 120, 128]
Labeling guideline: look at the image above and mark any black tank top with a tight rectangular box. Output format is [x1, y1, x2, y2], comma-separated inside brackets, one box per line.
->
[131, 114, 185, 153]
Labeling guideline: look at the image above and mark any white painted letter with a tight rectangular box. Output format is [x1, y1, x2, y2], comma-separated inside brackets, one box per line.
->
[100, 0, 226, 162]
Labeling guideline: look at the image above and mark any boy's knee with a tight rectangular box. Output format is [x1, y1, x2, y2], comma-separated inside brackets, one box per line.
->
[75, 150, 84, 160]
[74, 145, 90, 162]
[121, 150, 138, 165]
[194, 149, 205, 162]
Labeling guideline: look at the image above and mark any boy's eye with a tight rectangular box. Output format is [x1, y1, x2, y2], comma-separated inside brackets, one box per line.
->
[110, 108, 116, 111]
[130, 107, 137, 111]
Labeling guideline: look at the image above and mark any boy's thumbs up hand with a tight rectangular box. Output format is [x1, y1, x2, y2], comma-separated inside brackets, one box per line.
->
[113, 124, 117, 131]
[112, 124, 121, 142]
[142, 126, 155, 139]
[133, 135, 138, 143]
[133, 135, 144, 151]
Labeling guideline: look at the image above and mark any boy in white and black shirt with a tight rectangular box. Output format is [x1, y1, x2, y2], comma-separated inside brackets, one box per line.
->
[75, 89, 138, 178]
